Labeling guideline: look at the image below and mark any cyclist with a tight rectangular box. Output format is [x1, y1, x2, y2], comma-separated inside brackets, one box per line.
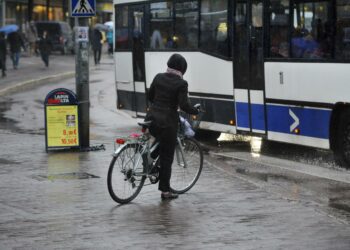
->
[147, 53, 199, 200]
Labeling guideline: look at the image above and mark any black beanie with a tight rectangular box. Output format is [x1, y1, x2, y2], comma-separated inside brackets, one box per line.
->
[167, 53, 187, 75]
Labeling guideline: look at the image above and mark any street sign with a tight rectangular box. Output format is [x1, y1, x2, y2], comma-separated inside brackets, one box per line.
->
[71, 0, 96, 17]
[44, 88, 80, 152]
[76, 26, 89, 42]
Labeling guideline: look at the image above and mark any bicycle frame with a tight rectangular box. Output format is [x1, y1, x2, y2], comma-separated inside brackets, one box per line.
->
[112, 135, 160, 177]
[113, 133, 188, 178]
[175, 136, 187, 168]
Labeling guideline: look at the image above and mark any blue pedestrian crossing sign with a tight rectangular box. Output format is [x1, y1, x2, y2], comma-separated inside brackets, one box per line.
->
[71, 0, 96, 17]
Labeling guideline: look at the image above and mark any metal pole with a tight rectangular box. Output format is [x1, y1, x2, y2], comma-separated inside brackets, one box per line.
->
[28, 0, 33, 22]
[75, 17, 90, 148]
[0, 0, 4, 27]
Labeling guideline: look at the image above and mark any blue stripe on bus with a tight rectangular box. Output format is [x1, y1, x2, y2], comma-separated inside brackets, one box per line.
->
[251, 103, 266, 131]
[236, 102, 250, 128]
[266, 104, 331, 139]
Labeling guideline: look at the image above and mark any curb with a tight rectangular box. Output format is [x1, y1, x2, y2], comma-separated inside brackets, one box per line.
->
[209, 151, 350, 184]
[0, 71, 75, 97]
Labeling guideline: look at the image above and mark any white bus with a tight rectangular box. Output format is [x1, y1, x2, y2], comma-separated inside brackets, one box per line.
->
[113, 0, 350, 167]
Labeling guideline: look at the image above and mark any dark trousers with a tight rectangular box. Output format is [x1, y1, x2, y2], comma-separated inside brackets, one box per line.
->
[94, 49, 101, 64]
[0, 57, 6, 75]
[11, 52, 20, 69]
[156, 125, 177, 192]
[41, 52, 49, 67]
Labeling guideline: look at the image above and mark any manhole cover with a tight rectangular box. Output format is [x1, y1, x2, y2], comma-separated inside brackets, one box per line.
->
[0, 158, 20, 165]
[32, 172, 100, 181]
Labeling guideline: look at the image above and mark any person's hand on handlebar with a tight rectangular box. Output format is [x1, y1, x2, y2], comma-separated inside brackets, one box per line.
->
[194, 103, 202, 112]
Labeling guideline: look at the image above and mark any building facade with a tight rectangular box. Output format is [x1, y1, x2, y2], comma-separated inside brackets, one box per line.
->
[0, 0, 113, 29]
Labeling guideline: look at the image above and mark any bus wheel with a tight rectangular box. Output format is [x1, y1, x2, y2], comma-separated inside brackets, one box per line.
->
[335, 109, 350, 169]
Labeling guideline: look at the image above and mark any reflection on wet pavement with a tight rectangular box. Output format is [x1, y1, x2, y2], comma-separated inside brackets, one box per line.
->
[214, 132, 339, 169]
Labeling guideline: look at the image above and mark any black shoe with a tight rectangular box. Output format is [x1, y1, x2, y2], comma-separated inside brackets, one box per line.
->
[161, 192, 179, 200]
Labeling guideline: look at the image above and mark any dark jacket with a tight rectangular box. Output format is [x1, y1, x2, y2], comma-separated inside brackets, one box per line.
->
[91, 29, 102, 50]
[0, 36, 6, 60]
[0, 35, 6, 70]
[38, 35, 52, 54]
[7, 31, 24, 53]
[148, 72, 198, 128]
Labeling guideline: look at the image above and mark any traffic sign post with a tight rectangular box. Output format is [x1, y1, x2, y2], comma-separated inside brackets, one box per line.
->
[70, 0, 95, 149]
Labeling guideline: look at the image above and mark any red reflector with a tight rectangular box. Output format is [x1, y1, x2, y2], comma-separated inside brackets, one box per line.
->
[116, 139, 125, 144]
[141, 127, 146, 133]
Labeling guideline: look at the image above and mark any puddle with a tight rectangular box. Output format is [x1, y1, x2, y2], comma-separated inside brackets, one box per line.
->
[329, 197, 350, 213]
[90, 79, 103, 84]
[0, 158, 20, 165]
[236, 167, 295, 183]
[32, 172, 100, 181]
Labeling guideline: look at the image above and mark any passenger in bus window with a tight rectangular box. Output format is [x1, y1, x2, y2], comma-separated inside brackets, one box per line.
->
[292, 27, 320, 59]
[270, 30, 289, 58]
[150, 29, 165, 49]
[146, 54, 199, 200]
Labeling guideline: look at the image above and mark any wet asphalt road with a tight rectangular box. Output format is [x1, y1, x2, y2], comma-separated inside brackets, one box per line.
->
[0, 60, 350, 249]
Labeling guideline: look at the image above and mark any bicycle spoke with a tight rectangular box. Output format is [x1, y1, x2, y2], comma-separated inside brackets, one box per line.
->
[170, 138, 203, 194]
[107, 143, 146, 204]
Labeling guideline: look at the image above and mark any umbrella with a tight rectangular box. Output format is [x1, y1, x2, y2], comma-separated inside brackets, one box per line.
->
[0, 24, 19, 35]
[104, 21, 113, 28]
[94, 23, 109, 32]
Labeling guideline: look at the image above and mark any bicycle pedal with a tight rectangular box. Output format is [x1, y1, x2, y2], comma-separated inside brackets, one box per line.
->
[149, 174, 159, 184]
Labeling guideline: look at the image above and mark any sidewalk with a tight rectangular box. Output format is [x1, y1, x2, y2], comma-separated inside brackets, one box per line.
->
[0, 54, 76, 96]
[0, 60, 350, 249]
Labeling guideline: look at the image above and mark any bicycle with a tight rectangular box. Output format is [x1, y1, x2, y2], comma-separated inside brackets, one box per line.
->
[107, 114, 204, 204]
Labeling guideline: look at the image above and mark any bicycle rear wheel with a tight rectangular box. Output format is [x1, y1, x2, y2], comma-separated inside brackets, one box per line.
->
[107, 143, 146, 204]
[170, 137, 203, 194]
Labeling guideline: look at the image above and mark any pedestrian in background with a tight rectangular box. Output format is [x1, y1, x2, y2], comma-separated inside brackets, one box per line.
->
[7, 30, 25, 69]
[26, 21, 38, 56]
[106, 28, 113, 56]
[91, 28, 102, 65]
[0, 32, 7, 77]
[38, 30, 52, 67]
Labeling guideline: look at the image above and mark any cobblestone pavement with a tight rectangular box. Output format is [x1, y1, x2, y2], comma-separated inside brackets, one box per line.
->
[0, 62, 350, 249]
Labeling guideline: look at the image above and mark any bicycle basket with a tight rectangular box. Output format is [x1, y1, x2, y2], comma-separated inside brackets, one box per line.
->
[179, 111, 203, 130]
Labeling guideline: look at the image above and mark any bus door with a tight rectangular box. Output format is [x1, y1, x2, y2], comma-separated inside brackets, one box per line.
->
[130, 4, 147, 118]
[233, 0, 266, 134]
[115, 4, 146, 118]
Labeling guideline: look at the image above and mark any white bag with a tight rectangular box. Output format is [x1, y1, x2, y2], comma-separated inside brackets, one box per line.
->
[180, 116, 195, 137]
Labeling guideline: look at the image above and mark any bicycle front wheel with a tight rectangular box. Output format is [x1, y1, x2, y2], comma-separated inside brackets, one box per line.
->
[170, 137, 203, 194]
[107, 143, 146, 204]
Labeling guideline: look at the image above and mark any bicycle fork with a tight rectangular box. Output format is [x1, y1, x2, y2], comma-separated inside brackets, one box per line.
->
[175, 137, 187, 168]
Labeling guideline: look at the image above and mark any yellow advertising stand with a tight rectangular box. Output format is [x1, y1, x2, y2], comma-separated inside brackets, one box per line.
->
[45, 88, 80, 152]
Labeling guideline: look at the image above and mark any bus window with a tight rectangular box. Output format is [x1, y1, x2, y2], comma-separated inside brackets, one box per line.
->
[291, 1, 332, 59]
[175, 1, 199, 49]
[269, 0, 290, 58]
[200, 0, 229, 57]
[336, 0, 350, 60]
[115, 5, 129, 50]
[149, 1, 174, 49]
